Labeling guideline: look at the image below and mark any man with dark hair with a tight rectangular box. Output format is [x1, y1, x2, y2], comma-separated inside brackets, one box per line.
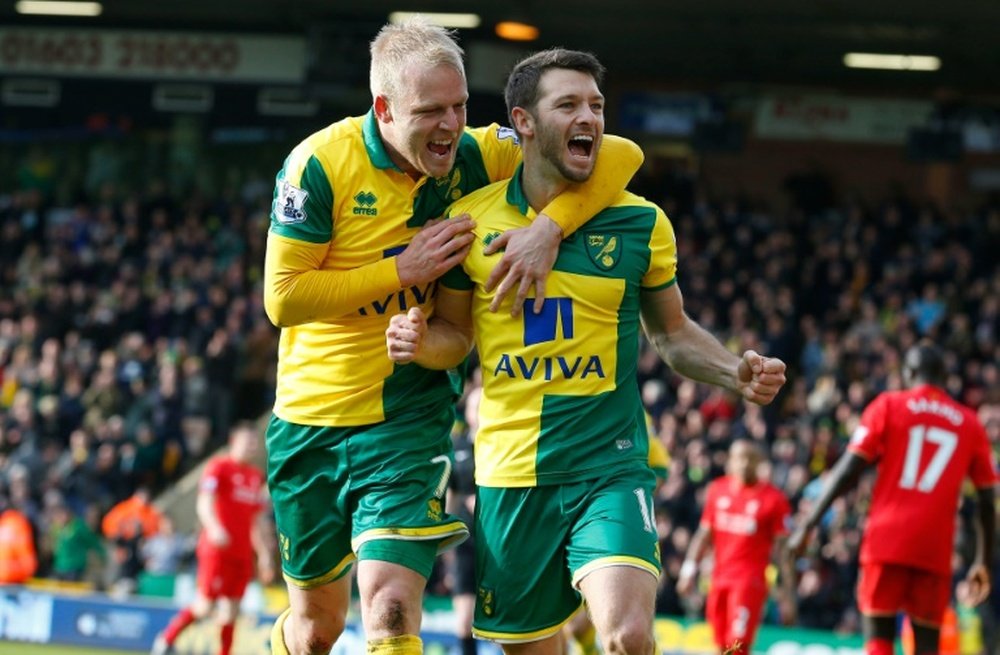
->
[789, 342, 997, 655]
[387, 47, 786, 655]
[263, 17, 643, 655]
[677, 439, 796, 655]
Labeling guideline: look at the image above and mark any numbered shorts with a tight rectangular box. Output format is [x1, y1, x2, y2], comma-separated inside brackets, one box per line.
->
[706, 582, 767, 654]
[266, 405, 468, 589]
[196, 547, 253, 600]
[858, 562, 951, 626]
[472, 467, 660, 643]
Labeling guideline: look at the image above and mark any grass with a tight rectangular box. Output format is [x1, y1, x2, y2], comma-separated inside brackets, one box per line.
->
[0, 643, 144, 655]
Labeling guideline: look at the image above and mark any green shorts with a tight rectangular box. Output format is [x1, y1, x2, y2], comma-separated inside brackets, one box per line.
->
[266, 404, 468, 588]
[473, 466, 661, 643]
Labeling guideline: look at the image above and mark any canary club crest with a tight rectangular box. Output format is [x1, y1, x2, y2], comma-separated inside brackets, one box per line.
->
[585, 233, 622, 271]
[427, 498, 443, 521]
[478, 587, 496, 616]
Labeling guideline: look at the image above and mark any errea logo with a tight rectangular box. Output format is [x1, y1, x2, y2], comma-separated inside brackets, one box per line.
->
[353, 191, 378, 215]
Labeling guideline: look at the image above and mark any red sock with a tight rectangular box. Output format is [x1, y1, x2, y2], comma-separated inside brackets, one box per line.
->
[866, 638, 894, 655]
[163, 607, 196, 645]
[219, 622, 235, 655]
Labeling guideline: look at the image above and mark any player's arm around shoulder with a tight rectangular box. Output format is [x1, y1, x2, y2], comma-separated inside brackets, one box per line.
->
[537, 134, 644, 237]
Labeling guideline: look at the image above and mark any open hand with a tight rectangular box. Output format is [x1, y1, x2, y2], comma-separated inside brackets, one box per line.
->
[959, 563, 992, 607]
[483, 214, 562, 316]
[397, 215, 475, 287]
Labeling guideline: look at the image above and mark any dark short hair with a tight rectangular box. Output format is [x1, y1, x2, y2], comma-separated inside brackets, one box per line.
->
[504, 48, 605, 132]
[903, 340, 947, 386]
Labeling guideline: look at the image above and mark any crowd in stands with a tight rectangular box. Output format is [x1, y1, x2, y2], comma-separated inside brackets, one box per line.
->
[624, 168, 1000, 640]
[1, 146, 998, 646]
[0, 156, 277, 590]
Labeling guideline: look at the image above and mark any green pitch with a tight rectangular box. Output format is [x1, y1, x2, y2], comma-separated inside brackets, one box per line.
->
[0, 643, 144, 655]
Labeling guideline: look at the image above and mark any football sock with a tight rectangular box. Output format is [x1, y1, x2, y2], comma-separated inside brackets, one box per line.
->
[219, 622, 235, 655]
[866, 638, 894, 655]
[163, 607, 195, 645]
[367, 634, 423, 654]
[270, 608, 291, 655]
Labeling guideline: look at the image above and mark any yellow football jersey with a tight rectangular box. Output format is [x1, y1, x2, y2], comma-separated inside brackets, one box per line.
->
[441, 167, 678, 487]
[266, 111, 521, 426]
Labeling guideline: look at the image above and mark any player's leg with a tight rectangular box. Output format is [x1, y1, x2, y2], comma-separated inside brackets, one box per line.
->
[724, 584, 769, 655]
[152, 574, 216, 654]
[857, 563, 904, 655]
[704, 587, 730, 655]
[275, 577, 352, 655]
[266, 416, 357, 654]
[579, 567, 657, 655]
[355, 552, 432, 653]
[904, 566, 952, 655]
[215, 597, 239, 655]
[909, 621, 942, 655]
[568, 468, 661, 655]
[349, 405, 470, 654]
[861, 614, 897, 655]
[212, 560, 255, 655]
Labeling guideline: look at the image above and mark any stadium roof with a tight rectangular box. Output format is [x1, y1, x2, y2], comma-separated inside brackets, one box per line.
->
[6, 0, 1000, 96]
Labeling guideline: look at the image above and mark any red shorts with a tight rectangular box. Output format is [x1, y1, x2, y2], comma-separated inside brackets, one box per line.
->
[706, 582, 768, 654]
[857, 562, 951, 626]
[196, 550, 253, 600]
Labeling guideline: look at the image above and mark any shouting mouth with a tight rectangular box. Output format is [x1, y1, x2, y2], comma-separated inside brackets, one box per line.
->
[568, 134, 594, 159]
[428, 138, 454, 159]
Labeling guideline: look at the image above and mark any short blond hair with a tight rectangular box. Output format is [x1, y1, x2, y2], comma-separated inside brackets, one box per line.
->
[369, 16, 466, 101]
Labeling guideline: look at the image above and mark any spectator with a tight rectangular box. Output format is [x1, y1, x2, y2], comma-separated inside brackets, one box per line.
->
[0, 492, 38, 584]
[47, 501, 106, 582]
[102, 486, 162, 590]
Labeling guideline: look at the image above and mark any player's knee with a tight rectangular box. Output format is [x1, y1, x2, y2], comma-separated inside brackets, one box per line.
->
[601, 619, 654, 655]
[290, 612, 345, 655]
[216, 601, 239, 625]
[191, 596, 213, 619]
[368, 592, 411, 633]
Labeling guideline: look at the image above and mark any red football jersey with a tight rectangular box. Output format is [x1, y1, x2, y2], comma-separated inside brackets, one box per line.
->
[196, 456, 267, 561]
[702, 475, 791, 587]
[850, 384, 998, 574]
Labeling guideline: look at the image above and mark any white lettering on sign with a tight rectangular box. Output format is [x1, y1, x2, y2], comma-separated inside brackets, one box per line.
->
[0, 591, 53, 643]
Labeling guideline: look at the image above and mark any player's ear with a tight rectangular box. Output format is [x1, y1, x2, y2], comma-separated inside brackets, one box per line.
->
[510, 106, 534, 137]
[374, 95, 392, 123]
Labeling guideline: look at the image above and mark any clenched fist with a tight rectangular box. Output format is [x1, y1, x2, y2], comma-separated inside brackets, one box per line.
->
[386, 307, 428, 364]
[736, 350, 786, 405]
